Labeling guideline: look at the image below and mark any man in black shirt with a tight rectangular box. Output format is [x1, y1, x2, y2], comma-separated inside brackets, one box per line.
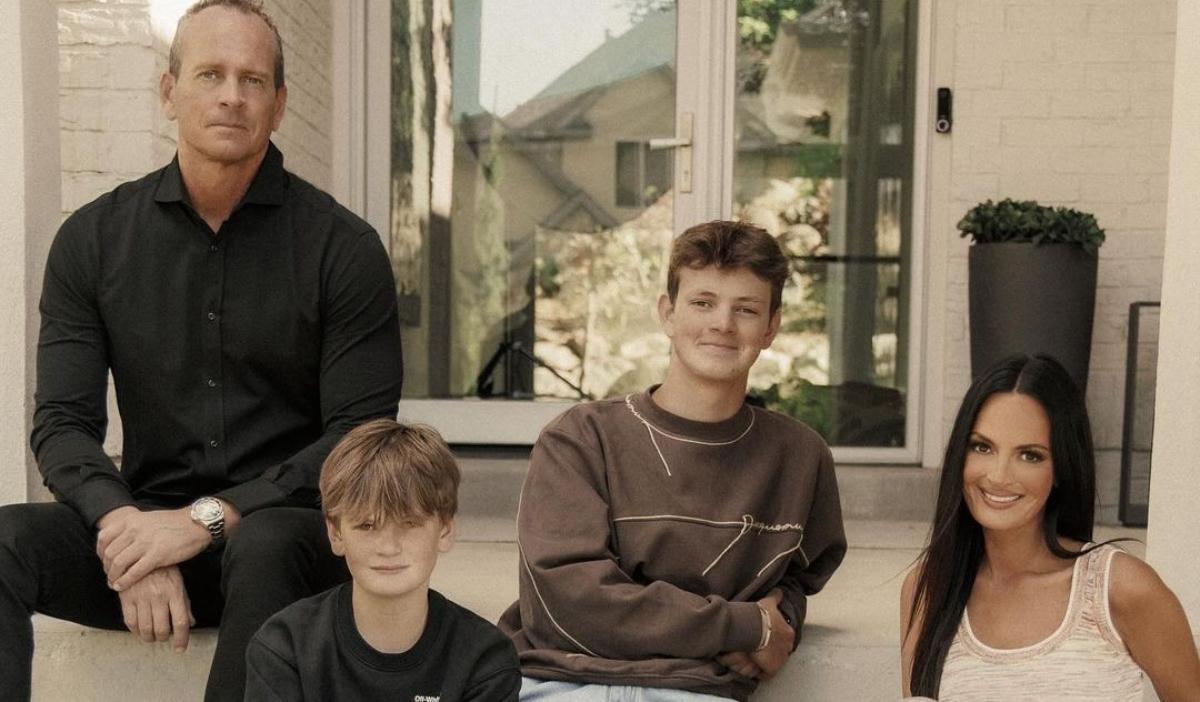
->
[0, 2, 403, 701]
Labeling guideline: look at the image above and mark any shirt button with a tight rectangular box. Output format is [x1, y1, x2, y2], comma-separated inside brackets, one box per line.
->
[207, 311, 216, 321]
[209, 439, 219, 448]
[207, 378, 217, 387]
[209, 244, 218, 253]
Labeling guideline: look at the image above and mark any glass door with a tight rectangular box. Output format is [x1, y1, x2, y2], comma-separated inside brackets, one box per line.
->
[730, 0, 919, 453]
[374, 0, 920, 456]
[386, 0, 690, 442]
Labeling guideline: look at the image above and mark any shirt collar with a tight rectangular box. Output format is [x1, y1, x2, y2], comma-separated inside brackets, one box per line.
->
[154, 141, 288, 207]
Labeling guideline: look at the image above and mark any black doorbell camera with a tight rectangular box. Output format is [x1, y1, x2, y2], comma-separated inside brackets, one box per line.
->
[935, 87, 952, 134]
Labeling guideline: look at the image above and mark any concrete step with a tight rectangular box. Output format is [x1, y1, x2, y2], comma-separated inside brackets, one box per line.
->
[453, 446, 941, 541]
[429, 529, 923, 701]
[28, 521, 932, 701]
[32, 618, 217, 701]
[832, 465, 939, 521]
[32, 522, 1148, 701]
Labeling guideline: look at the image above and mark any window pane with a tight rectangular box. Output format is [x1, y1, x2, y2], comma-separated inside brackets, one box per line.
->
[734, 0, 916, 447]
[642, 143, 673, 207]
[392, 0, 677, 401]
[615, 141, 642, 208]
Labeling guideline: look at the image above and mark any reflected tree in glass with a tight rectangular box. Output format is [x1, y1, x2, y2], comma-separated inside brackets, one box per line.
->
[732, 0, 914, 447]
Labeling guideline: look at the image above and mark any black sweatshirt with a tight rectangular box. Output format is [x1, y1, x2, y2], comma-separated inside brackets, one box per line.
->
[246, 585, 520, 701]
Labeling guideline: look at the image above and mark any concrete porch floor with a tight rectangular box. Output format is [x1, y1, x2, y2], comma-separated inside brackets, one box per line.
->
[31, 520, 1150, 701]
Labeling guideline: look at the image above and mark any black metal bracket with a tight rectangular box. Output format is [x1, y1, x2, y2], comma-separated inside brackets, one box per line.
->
[1119, 301, 1160, 527]
[475, 340, 591, 401]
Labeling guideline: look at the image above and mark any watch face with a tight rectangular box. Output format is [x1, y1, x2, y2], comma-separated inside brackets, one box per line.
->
[192, 498, 222, 522]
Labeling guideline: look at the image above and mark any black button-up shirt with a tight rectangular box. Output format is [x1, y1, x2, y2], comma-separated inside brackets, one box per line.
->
[31, 143, 403, 525]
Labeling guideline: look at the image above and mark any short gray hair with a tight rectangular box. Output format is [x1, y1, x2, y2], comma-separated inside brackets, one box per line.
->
[168, 0, 285, 89]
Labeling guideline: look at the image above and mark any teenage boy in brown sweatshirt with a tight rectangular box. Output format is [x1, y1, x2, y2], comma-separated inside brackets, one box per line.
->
[499, 220, 847, 701]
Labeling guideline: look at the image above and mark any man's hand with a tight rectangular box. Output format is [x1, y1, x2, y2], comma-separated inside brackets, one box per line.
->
[716, 651, 761, 679]
[747, 589, 795, 680]
[118, 565, 194, 651]
[97, 506, 211, 591]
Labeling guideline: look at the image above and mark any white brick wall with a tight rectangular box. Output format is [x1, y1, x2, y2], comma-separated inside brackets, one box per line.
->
[942, 0, 1177, 521]
[54, 0, 333, 463]
[57, 0, 332, 214]
[263, 0, 332, 189]
[57, 2, 167, 214]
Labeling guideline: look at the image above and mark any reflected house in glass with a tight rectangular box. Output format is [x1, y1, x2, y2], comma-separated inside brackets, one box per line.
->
[407, 1, 912, 447]
[439, 8, 679, 402]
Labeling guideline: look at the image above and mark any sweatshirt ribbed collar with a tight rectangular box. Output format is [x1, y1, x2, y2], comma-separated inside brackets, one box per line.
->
[629, 385, 756, 444]
[335, 584, 447, 671]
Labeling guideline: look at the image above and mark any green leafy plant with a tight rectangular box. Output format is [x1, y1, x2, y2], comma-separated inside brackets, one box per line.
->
[754, 378, 832, 438]
[957, 199, 1105, 256]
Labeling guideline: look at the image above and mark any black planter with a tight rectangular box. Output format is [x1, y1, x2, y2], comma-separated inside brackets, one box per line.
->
[968, 242, 1097, 393]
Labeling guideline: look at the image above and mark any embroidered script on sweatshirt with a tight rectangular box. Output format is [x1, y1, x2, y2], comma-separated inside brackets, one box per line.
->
[613, 513, 808, 577]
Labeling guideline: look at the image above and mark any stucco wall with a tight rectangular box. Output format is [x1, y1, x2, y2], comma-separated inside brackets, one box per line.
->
[1146, 0, 1200, 632]
[936, 0, 1177, 522]
[1, 1, 33, 506]
[54, 0, 332, 471]
[1, 2, 62, 505]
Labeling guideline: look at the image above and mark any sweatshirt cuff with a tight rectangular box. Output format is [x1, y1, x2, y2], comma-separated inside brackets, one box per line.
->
[778, 597, 802, 651]
[725, 601, 765, 653]
[216, 477, 287, 516]
[75, 479, 137, 528]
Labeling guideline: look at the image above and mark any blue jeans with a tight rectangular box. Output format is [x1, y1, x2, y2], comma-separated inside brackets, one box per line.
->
[520, 677, 735, 701]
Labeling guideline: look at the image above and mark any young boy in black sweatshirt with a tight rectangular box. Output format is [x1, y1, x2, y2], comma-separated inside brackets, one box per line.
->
[244, 420, 520, 701]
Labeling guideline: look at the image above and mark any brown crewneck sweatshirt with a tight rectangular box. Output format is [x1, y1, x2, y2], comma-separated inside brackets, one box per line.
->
[498, 387, 847, 700]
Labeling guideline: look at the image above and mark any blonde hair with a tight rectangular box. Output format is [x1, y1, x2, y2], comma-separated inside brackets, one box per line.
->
[320, 419, 459, 524]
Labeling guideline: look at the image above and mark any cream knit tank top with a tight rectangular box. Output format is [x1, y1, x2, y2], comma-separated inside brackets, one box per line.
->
[937, 544, 1144, 702]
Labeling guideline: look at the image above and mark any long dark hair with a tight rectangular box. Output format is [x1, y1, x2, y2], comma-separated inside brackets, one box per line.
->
[907, 354, 1099, 697]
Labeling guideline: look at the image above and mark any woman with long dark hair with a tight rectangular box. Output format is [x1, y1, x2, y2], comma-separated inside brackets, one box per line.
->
[901, 355, 1200, 701]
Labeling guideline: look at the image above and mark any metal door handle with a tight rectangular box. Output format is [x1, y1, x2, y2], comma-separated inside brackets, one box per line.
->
[648, 137, 691, 150]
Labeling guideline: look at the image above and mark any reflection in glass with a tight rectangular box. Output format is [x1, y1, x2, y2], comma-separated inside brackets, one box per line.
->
[389, 0, 916, 448]
[391, 0, 677, 402]
[735, 0, 916, 447]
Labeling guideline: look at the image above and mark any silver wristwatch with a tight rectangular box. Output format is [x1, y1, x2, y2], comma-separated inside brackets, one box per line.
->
[189, 496, 226, 550]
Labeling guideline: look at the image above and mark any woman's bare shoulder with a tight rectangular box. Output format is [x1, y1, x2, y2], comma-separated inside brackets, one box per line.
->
[1107, 549, 1169, 616]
